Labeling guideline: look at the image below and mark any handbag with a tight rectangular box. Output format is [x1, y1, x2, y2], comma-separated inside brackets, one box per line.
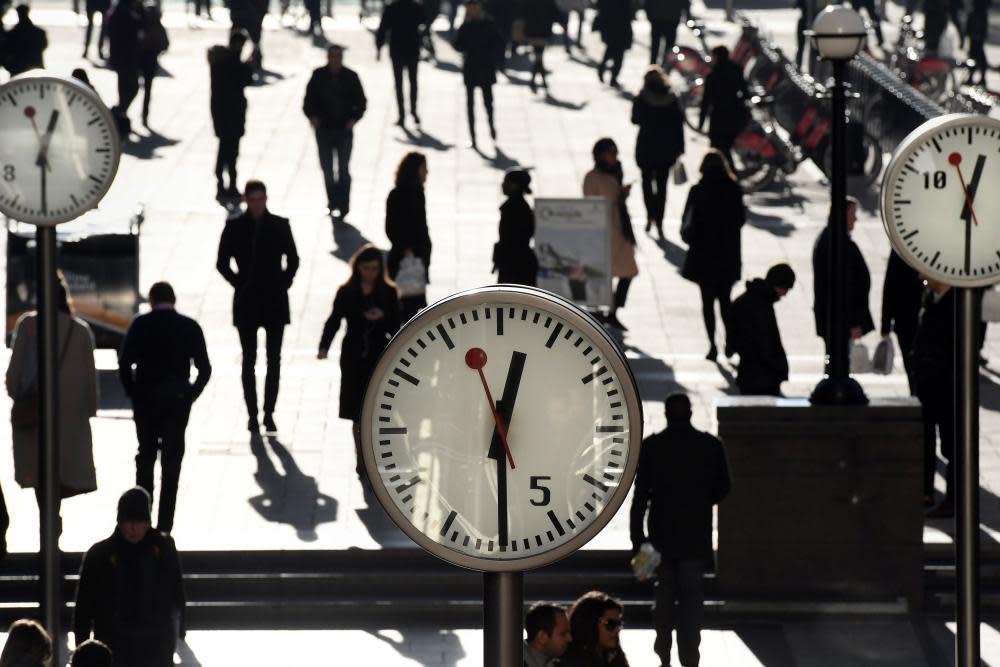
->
[849, 339, 872, 374]
[871, 336, 895, 375]
[983, 287, 1000, 322]
[395, 255, 427, 298]
[11, 325, 75, 430]
[673, 161, 688, 186]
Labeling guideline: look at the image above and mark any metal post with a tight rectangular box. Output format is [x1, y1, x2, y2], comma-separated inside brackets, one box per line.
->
[484, 571, 523, 667]
[37, 226, 61, 666]
[956, 287, 980, 667]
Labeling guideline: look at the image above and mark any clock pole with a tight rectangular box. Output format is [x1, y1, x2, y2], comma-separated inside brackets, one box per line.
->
[956, 288, 980, 666]
[483, 571, 523, 667]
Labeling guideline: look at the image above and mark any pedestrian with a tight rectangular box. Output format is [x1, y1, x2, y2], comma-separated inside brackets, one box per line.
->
[118, 282, 212, 535]
[0, 619, 51, 667]
[82, 0, 110, 60]
[680, 150, 745, 360]
[698, 45, 750, 168]
[880, 250, 923, 394]
[303, 44, 368, 219]
[921, 0, 962, 54]
[216, 179, 300, 433]
[729, 262, 796, 396]
[645, 0, 685, 65]
[965, 0, 992, 85]
[793, 0, 807, 70]
[631, 65, 684, 239]
[2, 4, 46, 76]
[69, 640, 112, 667]
[73, 487, 185, 667]
[138, 0, 168, 128]
[493, 169, 537, 286]
[453, 0, 503, 148]
[584, 138, 638, 331]
[562, 591, 630, 667]
[595, 0, 633, 88]
[377, 0, 427, 127]
[850, 0, 883, 47]
[208, 30, 254, 201]
[812, 197, 874, 367]
[193, 0, 211, 19]
[106, 0, 142, 126]
[6, 273, 98, 527]
[304, 0, 322, 33]
[630, 392, 731, 667]
[317, 245, 401, 481]
[524, 0, 560, 94]
[524, 603, 572, 667]
[385, 152, 432, 322]
[229, 0, 267, 71]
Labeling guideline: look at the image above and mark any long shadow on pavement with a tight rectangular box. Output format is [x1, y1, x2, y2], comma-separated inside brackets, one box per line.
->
[654, 235, 687, 271]
[619, 342, 689, 399]
[331, 219, 374, 262]
[174, 640, 204, 667]
[355, 485, 414, 548]
[122, 130, 181, 160]
[367, 628, 467, 667]
[397, 126, 454, 152]
[746, 209, 796, 237]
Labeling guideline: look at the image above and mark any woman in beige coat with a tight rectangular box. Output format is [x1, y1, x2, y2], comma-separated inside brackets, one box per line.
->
[6, 275, 98, 526]
[584, 137, 639, 330]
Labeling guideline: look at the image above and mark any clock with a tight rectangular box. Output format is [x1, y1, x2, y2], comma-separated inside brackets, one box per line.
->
[0, 72, 121, 226]
[360, 285, 643, 572]
[881, 113, 1000, 287]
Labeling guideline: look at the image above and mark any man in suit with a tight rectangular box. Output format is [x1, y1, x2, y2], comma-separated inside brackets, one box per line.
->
[216, 179, 299, 433]
[119, 282, 211, 535]
[376, 0, 428, 127]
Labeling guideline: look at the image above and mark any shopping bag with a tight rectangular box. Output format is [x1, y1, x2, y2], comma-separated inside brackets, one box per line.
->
[983, 287, 1000, 322]
[673, 161, 688, 186]
[871, 336, 895, 375]
[849, 340, 872, 374]
[395, 255, 427, 297]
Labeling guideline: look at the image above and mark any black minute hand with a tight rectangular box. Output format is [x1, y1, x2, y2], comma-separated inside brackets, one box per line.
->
[488, 351, 527, 547]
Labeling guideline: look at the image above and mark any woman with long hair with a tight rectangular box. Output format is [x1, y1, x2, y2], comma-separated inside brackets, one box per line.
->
[562, 591, 630, 667]
[385, 151, 431, 322]
[0, 619, 52, 667]
[318, 244, 401, 481]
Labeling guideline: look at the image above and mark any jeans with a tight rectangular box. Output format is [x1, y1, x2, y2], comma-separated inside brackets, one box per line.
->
[465, 84, 495, 141]
[315, 127, 353, 212]
[238, 323, 285, 420]
[216, 135, 241, 188]
[641, 167, 670, 228]
[392, 56, 419, 120]
[699, 282, 733, 351]
[134, 396, 192, 534]
[654, 559, 705, 667]
[649, 19, 678, 65]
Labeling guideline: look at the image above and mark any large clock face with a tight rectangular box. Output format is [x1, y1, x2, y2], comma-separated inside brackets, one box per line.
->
[361, 286, 642, 572]
[881, 113, 1000, 287]
[0, 74, 121, 226]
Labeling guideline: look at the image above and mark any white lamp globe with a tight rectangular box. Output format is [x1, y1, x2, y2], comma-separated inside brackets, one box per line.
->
[810, 4, 866, 60]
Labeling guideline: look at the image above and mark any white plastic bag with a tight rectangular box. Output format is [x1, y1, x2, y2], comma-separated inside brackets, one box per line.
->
[983, 287, 1000, 322]
[395, 255, 427, 297]
[871, 336, 895, 375]
[849, 340, 872, 374]
[629, 542, 662, 582]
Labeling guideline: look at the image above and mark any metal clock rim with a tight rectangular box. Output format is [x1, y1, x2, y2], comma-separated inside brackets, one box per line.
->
[360, 284, 644, 573]
[880, 112, 1000, 288]
[0, 72, 123, 227]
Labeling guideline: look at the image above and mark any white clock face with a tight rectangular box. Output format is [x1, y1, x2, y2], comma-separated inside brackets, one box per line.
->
[0, 74, 121, 226]
[361, 287, 642, 572]
[881, 114, 1000, 287]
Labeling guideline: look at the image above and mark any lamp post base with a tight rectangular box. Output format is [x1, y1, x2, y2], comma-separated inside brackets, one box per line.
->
[809, 376, 868, 405]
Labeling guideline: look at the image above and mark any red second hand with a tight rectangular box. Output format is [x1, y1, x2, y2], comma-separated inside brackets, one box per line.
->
[949, 152, 981, 227]
[465, 347, 516, 469]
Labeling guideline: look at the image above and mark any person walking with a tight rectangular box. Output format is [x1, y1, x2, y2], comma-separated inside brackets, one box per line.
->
[106, 0, 142, 126]
[318, 245, 400, 481]
[73, 487, 185, 667]
[376, 0, 428, 127]
[138, 0, 168, 128]
[6, 274, 98, 526]
[729, 263, 796, 396]
[118, 282, 211, 535]
[524, 603, 572, 667]
[229, 0, 267, 71]
[645, 0, 685, 65]
[698, 45, 750, 168]
[82, 0, 109, 60]
[453, 0, 503, 148]
[303, 44, 368, 219]
[880, 249, 923, 393]
[2, 5, 46, 76]
[631, 65, 684, 239]
[0, 619, 52, 667]
[630, 392, 730, 667]
[850, 0, 883, 47]
[965, 0, 992, 85]
[493, 169, 537, 286]
[524, 0, 560, 94]
[562, 591, 630, 667]
[584, 138, 638, 331]
[385, 152, 432, 322]
[208, 30, 254, 201]
[681, 150, 745, 360]
[216, 179, 299, 433]
[595, 0, 633, 88]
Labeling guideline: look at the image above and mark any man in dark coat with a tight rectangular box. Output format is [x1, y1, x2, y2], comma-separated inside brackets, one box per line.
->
[303, 44, 367, 219]
[630, 393, 730, 667]
[208, 30, 254, 200]
[2, 4, 46, 76]
[730, 263, 796, 396]
[106, 0, 142, 118]
[376, 0, 428, 126]
[645, 0, 686, 65]
[632, 68, 685, 238]
[119, 282, 211, 535]
[216, 179, 299, 433]
[880, 250, 923, 394]
[812, 198, 875, 367]
[452, 0, 503, 148]
[73, 487, 185, 667]
[698, 45, 750, 167]
[595, 0, 633, 87]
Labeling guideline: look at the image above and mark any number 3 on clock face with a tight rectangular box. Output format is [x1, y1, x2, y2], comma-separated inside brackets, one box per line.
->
[360, 286, 643, 572]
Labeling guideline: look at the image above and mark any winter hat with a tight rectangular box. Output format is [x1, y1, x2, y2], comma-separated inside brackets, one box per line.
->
[765, 263, 796, 290]
[117, 487, 151, 523]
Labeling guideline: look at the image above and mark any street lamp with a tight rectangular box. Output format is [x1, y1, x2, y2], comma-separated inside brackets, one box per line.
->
[808, 5, 869, 405]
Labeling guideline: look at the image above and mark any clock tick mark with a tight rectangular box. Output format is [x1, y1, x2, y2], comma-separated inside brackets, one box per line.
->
[547, 510, 566, 536]
[903, 230, 919, 240]
[393, 368, 420, 386]
[436, 324, 455, 350]
[440, 510, 458, 537]
[532, 312, 540, 324]
[535, 535, 543, 547]
[496, 307, 504, 335]
[576, 511, 586, 521]
[583, 474, 609, 492]
[394, 476, 421, 494]
[523, 538, 530, 550]
[597, 425, 623, 433]
[379, 427, 407, 435]
[546, 322, 563, 348]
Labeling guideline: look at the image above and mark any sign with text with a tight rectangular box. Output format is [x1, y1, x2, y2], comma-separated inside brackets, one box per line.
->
[534, 197, 612, 308]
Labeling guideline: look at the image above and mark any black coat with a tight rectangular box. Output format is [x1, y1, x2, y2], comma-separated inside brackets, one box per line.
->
[699, 60, 750, 144]
[303, 65, 368, 130]
[118, 308, 212, 405]
[912, 287, 955, 384]
[880, 250, 923, 346]
[812, 227, 875, 340]
[680, 176, 745, 286]
[319, 282, 401, 420]
[631, 85, 685, 170]
[2, 19, 46, 75]
[208, 44, 253, 138]
[494, 195, 537, 286]
[376, 0, 427, 62]
[630, 423, 730, 561]
[107, 1, 141, 71]
[73, 529, 184, 667]
[524, 0, 561, 40]
[453, 16, 504, 87]
[216, 211, 300, 328]
[730, 278, 788, 394]
[385, 185, 432, 280]
[561, 647, 629, 667]
[595, 0, 633, 50]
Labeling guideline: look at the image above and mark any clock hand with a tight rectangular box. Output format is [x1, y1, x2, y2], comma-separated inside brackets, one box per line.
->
[948, 152, 982, 227]
[464, 347, 516, 469]
[35, 110, 60, 172]
[40, 160, 47, 215]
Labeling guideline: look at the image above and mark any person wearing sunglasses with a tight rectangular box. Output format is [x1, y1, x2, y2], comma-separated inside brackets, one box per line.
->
[562, 591, 630, 667]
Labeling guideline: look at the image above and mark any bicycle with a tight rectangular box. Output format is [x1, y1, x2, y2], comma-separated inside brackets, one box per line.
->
[880, 14, 956, 102]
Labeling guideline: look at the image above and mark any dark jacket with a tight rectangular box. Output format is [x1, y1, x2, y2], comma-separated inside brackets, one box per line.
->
[118, 308, 212, 405]
[912, 287, 955, 386]
[594, 0, 633, 50]
[880, 250, 923, 347]
[812, 227, 875, 340]
[494, 194, 537, 286]
[303, 65, 367, 130]
[644, 0, 686, 22]
[320, 282, 401, 420]
[2, 19, 46, 75]
[453, 16, 504, 87]
[680, 175, 744, 286]
[73, 529, 184, 666]
[630, 422, 731, 561]
[524, 0, 562, 40]
[376, 0, 427, 62]
[107, 0, 142, 71]
[208, 44, 253, 138]
[631, 84, 685, 170]
[699, 60, 750, 143]
[385, 185, 432, 279]
[561, 647, 629, 667]
[730, 278, 788, 395]
[216, 210, 300, 328]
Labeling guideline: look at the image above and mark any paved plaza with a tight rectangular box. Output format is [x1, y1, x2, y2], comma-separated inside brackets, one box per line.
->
[3, 0, 1000, 663]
